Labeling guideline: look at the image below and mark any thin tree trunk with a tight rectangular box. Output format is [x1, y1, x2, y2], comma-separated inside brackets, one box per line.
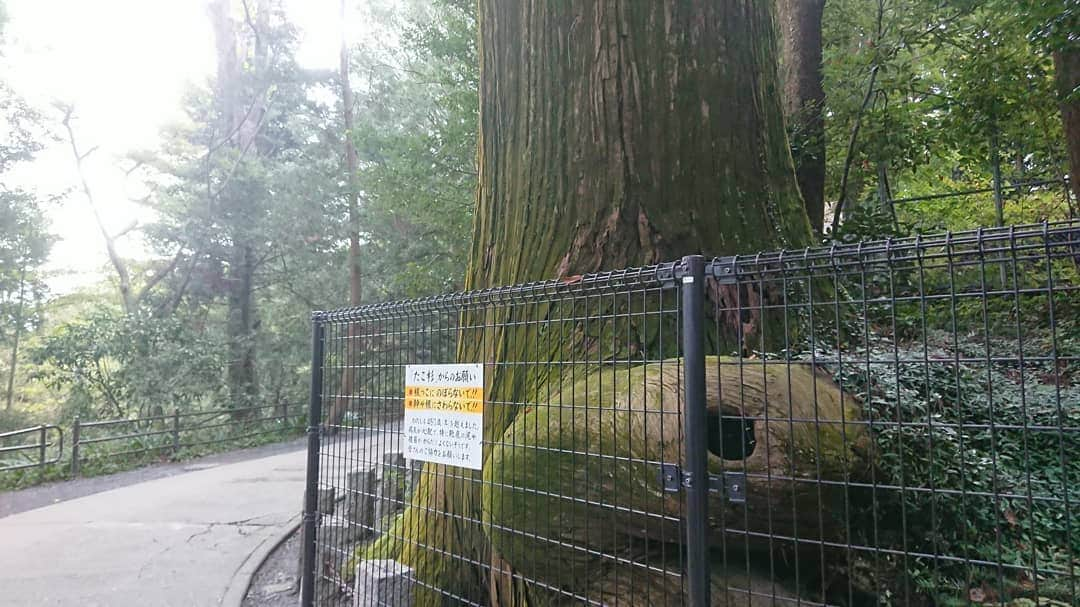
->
[992, 132, 1005, 228]
[833, 64, 879, 229]
[5, 264, 26, 411]
[373, 2, 815, 605]
[342, 0, 361, 306]
[322, 0, 363, 433]
[61, 110, 134, 314]
[227, 244, 258, 409]
[1054, 49, 1080, 205]
[777, 0, 827, 234]
[832, 0, 886, 230]
[877, 161, 897, 228]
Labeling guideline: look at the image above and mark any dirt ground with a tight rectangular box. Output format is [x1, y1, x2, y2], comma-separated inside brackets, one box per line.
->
[242, 525, 303, 607]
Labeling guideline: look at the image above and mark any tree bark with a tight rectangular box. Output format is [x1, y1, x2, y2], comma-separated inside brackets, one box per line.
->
[776, 0, 827, 235]
[1054, 49, 1080, 205]
[368, 2, 817, 605]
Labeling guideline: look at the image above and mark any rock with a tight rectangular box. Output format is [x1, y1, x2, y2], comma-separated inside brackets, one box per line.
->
[380, 452, 405, 478]
[353, 559, 414, 607]
[346, 469, 376, 537]
[404, 458, 424, 498]
[347, 469, 371, 491]
[375, 453, 406, 529]
[317, 487, 335, 516]
[317, 522, 363, 549]
[261, 580, 295, 595]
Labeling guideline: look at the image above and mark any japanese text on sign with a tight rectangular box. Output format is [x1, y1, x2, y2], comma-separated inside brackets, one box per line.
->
[404, 364, 483, 470]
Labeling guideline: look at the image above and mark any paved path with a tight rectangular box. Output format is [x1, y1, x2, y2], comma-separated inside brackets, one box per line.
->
[0, 444, 310, 606]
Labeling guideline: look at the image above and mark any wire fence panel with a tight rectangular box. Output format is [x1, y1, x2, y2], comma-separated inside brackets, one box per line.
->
[306, 267, 690, 606]
[304, 221, 1079, 607]
[708, 222, 1079, 607]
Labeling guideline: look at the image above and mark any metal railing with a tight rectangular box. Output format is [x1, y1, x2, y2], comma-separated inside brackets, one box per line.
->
[0, 425, 63, 472]
[303, 221, 1079, 606]
[1, 402, 304, 482]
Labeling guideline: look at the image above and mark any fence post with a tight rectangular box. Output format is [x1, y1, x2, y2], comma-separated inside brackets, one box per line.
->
[300, 315, 326, 607]
[71, 417, 81, 477]
[38, 425, 47, 479]
[172, 408, 180, 458]
[282, 401, 288, 428]
[680, 255, 710, 607]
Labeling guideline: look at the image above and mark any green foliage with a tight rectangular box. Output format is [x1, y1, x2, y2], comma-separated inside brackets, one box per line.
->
[32, 309, 225, 420]
[826, 335, 1080, 605]
[350, 0, 477, 299]
[822, 0, 1072, 226]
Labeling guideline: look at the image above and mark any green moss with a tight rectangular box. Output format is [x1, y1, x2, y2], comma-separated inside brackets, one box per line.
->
[482, 357, 870, 595]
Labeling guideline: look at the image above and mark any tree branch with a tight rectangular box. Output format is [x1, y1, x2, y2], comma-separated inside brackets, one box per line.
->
[135, 247, 186, 307]
[61, 107, 135, 314]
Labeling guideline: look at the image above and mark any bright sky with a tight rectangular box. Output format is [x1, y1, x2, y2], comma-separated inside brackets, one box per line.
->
[1, 0, 349, 294]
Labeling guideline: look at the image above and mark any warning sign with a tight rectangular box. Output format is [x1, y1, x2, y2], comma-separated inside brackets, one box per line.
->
[404, 364, 484, 470]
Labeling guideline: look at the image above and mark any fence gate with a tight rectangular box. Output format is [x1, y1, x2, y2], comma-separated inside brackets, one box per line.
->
[303, 221, 1079, 607]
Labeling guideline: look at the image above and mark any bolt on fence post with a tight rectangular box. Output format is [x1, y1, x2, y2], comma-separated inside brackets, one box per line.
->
[680, 255, 710, 607]
[38, 425, 47, 479]
[300, 316, 326, 607]
[172, 408, 180, 458]
[71, 417, 81, 477]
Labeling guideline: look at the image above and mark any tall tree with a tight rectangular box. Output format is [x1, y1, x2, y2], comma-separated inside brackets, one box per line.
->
[0, 13, 51, 412]
[371, 1, 815, 604]
[778, 0, 828, 234]
[340, 0, 361, 307]
[0, 191, 49, 411]
[208, 0, 271, 409]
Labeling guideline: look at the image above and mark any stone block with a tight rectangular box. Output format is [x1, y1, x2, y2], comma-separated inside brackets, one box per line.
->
[353, 559, 414, 607]
[317, 487, 336, 516]
[346, 469, 377, 536]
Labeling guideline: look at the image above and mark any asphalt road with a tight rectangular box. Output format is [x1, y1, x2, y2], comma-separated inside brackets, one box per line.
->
[0, 441, 311, 606]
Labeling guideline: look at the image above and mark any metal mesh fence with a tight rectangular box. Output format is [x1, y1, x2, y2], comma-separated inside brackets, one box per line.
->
[303, 221, 1079, 607]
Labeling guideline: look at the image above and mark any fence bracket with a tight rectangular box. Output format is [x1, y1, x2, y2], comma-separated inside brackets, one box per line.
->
[659, 464, 747, 504]
[704, 257, 738, 284]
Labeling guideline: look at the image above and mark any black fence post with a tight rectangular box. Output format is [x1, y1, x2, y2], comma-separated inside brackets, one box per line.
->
[681, 255, 710, 607]
[172, 408, 180, 459]
[37, 425, 46, 479]
[300, 315, 326, 607]
[71, 417, 81, 477]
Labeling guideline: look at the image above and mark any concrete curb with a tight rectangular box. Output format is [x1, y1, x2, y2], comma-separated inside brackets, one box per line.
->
[221, 512, 303, 607]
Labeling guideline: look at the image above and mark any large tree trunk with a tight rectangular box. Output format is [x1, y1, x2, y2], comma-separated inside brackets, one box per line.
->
[1055, 49, 1080, 205]
[776, 0, 827, 235]
[370, 2, 819, 605]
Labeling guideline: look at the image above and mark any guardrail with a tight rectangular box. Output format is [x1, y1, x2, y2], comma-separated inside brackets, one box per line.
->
[0, 425, 64, 472]
[1, 403, 303, 483]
